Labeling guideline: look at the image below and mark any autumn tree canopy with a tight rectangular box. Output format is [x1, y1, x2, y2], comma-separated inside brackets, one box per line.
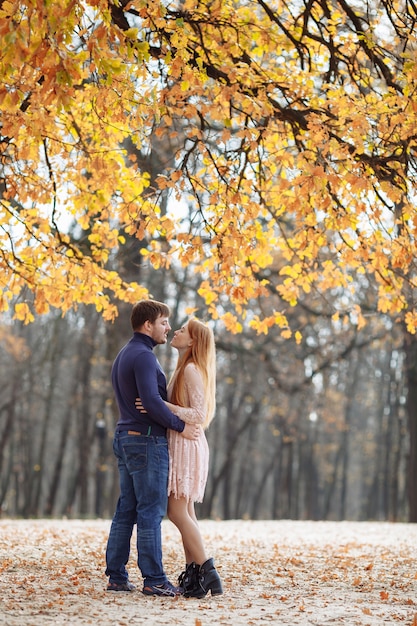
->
[1, 0, 417, 335]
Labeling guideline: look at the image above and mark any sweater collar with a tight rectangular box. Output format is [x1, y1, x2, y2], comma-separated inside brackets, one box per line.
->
[133, 332, 157, 348]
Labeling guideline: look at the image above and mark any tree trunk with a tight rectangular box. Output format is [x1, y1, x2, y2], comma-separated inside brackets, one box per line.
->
[45, 378, 78, 516]
[404, 332, 417, 522]
[31, 321, 62, 515]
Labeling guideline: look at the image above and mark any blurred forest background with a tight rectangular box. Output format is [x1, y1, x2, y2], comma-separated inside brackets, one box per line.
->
[0, 223, 412, 522]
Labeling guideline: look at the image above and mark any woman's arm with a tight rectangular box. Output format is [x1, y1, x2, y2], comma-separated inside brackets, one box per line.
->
[166, 363, 206, 425]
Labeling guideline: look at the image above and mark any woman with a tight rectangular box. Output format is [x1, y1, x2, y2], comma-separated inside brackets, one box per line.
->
[165, 318, 223, 598]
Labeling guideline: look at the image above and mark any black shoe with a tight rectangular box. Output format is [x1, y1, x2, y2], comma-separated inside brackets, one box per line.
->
[107, 580, 136, 592]
[184, 558, 223, 598]
[178, 563, 198, 594]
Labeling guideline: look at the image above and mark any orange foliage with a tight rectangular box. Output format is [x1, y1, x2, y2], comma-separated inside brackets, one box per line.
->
[1, 1, 417, 332]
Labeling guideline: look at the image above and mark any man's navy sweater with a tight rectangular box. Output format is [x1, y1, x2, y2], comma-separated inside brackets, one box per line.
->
[111, 332, 185, 436]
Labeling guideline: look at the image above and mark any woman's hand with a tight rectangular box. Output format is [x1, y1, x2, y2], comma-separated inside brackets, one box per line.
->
[135, 397, 147, 414]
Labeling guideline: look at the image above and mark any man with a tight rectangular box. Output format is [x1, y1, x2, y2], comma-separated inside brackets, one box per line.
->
[105, 299, 200, 596]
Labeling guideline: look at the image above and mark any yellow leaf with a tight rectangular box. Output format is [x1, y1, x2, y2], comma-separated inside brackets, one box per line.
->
[13, 303, 35, 325]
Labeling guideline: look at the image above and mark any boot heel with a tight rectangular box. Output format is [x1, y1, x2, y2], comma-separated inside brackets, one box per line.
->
[209, 579, 223, 595]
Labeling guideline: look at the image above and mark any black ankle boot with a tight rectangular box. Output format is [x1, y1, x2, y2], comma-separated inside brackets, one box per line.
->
[184, 558, 223, 598]
[178, 562, 198, 594]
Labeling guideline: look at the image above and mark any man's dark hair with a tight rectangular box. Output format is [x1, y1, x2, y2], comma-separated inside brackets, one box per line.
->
[131, 299, 170, 331]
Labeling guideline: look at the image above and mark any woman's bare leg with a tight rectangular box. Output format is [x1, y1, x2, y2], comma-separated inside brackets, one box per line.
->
[188, 500, 198, 525]
[168, 495, 207, 565]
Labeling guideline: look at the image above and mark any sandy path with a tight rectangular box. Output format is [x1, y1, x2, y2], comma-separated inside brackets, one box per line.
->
[0, 519, 416, 625]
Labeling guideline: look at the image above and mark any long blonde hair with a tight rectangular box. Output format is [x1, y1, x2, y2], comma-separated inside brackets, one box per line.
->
[169, 318, 216, 429]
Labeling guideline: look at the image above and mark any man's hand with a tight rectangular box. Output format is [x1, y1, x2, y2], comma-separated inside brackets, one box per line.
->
[181, 423, 201, 440]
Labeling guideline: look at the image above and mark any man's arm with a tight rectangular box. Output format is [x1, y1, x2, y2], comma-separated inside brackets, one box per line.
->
[133, 351, 186, 432]
[136, 396, 201, 440]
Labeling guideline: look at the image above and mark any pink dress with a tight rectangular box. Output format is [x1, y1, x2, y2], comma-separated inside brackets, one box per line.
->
[167, 362, 209, 502]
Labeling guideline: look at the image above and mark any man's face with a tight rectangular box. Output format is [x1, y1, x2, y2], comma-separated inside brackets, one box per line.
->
[149, 315, 171, 344]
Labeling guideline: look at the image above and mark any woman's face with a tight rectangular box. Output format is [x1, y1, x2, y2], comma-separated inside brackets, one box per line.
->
[170, 323, 193, 351]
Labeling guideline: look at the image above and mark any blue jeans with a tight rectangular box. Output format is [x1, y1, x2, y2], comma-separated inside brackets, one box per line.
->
[105, 431, 169, 586]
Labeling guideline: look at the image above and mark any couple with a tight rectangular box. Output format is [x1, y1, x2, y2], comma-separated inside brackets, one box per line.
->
[105, 299, 223, 598]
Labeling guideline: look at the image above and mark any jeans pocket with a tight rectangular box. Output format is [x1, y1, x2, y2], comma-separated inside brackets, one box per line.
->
[122, 441, 148, 473]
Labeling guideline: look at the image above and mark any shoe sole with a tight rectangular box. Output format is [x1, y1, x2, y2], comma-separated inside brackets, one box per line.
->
[142, 587, 181, 597]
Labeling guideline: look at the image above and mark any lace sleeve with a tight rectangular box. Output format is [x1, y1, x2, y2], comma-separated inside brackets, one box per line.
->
[165, 363, 206, 425]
